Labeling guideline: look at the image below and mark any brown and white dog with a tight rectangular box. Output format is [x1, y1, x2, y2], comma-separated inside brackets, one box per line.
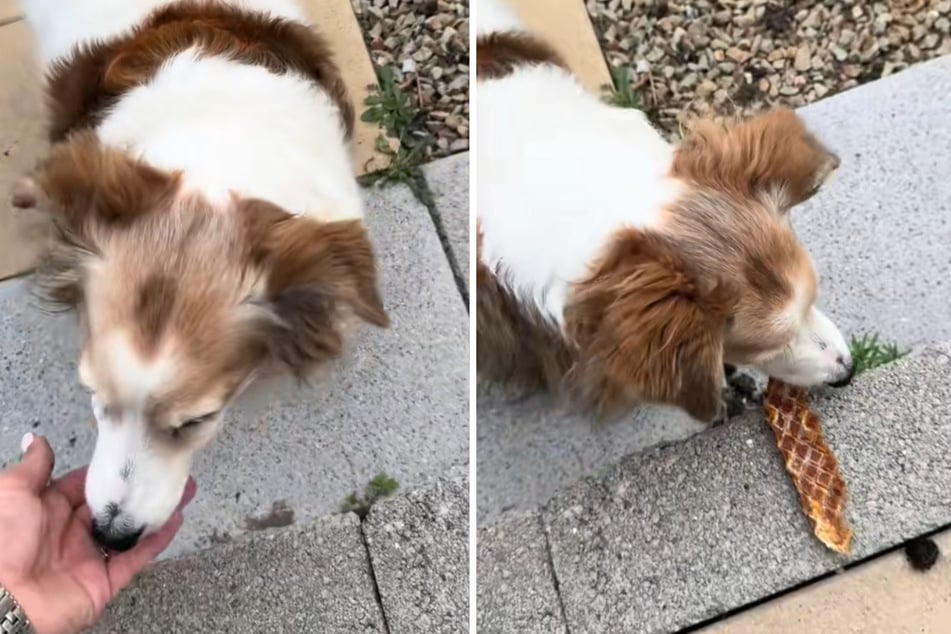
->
[14, 0, 389, 551]
[475, 0, 854, 423]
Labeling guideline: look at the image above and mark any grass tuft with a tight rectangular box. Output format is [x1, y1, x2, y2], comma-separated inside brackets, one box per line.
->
[341, 472, 400, 520]
[849, 333, 908, 376]
[358, 66, 433, 193]
[601, 65, 644, 110]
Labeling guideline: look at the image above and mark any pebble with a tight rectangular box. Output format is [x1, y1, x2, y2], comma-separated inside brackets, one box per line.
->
[587, 0, 946, 139]
[353, 0, 469, 159]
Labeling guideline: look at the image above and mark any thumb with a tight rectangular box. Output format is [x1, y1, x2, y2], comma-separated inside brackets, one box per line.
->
[5, 433, 55, 494]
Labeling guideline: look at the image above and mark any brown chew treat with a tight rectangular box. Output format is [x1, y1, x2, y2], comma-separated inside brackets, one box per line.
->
[765, 378, 853, 554]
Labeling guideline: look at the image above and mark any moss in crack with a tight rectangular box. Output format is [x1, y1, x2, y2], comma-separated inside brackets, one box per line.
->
[341, 473, 400, 520]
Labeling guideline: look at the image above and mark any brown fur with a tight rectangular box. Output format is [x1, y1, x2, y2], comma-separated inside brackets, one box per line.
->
[476, 263, 575, 396]
[476, 108, 833, 422]
[28, 134, 387, 420]
[46, 0, 353, 141]
[672, 108, 839, 209]
[565, 230, 735, 421]
[476, 32, 567, 81]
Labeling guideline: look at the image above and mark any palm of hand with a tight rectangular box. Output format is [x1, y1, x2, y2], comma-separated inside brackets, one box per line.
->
[0, 437, 195, 634]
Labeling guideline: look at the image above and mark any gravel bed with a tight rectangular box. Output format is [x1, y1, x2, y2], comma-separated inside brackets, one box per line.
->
[587, 0, 951, 138]
[352, 0, 469, 158]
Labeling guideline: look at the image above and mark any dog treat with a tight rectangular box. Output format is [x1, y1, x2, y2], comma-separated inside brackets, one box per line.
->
[764, 378, 853, 554]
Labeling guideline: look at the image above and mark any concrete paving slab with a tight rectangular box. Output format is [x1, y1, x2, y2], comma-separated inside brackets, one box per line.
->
[477, 511, 567, 634]
[704, 530, 951, 634]
[0, 21, 49, 281]
[543, 345, 951, 633]
[424, 152, 469, 293]
[0, 181, 468, 560]
[91, 513, 386, 634]
[793, 54, 951, 348]
[365, 469, 469, 634]
[477, 54, 951, 527]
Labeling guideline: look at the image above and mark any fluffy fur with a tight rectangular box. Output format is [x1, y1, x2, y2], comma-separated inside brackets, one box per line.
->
[16, 0, 388, 549]
[476, 0, 854, 422]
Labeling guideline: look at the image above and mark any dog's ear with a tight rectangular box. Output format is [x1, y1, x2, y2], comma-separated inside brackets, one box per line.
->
[673, 107, 839, 210]
[18, 131, 178, 227]
[565, 230, 733, 422]
[15, 132, 178, 311]
[241, 200, 389, 376]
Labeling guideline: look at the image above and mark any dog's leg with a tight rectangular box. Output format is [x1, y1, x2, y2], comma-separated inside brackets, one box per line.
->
[711, 364, 767, 426]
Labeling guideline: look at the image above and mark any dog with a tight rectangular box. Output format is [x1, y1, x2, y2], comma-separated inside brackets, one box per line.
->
[14, 0, 389, 551]
[475, 0, 854, 424]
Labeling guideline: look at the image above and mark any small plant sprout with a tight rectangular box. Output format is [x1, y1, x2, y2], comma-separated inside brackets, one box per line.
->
[849, 333, 908, 376]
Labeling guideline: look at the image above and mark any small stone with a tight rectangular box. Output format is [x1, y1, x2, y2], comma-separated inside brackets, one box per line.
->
[697, 79, 719, 96]
[814, 84, 829, 98]
[831, 45, 849, 62]
[793, 46, 811, 71]
[779, 85, 800, 96]
[431, 66, 443, 80]
[726, 47, 751, 63]
[680, 72, 699, 89]
[757, 77, 770, 92]
[922, 33, 941, 49]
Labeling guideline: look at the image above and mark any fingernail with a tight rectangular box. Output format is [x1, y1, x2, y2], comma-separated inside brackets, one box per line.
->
[20, 432, 34, 454]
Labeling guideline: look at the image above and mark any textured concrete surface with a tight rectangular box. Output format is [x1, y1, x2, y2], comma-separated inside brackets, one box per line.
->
[477, 53, 951, 526]
[477, 512, 567, 634]
[365, 469, 469, 633]
[425, 152, 469, 293]
[704, 530, 951, 634]
[0, 182, 468, 560]
[544, 345, 951, 633]
[91, 514, 386, 634]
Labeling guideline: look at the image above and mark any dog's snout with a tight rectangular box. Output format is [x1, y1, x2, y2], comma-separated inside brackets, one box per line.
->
[91, 516, 144, 552]
[826, 355, 856, 388]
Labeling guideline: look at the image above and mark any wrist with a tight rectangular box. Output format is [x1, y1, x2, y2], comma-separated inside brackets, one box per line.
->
[0, 581, 35, 634]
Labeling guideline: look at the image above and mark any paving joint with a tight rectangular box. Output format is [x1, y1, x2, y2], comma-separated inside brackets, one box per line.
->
[408, 162, 470, 308]
[541, 516, 572, 634]
[359, 518, 394, 634]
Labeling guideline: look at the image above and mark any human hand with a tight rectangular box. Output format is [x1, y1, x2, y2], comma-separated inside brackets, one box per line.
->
[0, 433, 196, 634]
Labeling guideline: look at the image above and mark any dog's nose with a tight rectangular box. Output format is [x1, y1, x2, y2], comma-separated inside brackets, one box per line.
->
[91, 517, 144, 552]
[826, 356, 856, 388]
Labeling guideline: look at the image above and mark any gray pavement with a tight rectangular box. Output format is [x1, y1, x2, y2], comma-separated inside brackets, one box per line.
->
[477, 512, 566, 634]
[365, 467, 469, 634]
[0, 177, 469, 560]
[92, 514, 386, 634]
[90, 470, 470, 633]
[478, 344, 951, 633]
[477, 54, 951, 526]
[425, 153, 469, 296]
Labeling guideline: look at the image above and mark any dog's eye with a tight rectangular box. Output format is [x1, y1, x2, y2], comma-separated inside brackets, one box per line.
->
[172, 412, 219, 437]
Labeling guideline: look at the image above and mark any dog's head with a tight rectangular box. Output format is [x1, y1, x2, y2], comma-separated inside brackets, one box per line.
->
[569, 108, 853, 421]
[19, 133, 388, 549]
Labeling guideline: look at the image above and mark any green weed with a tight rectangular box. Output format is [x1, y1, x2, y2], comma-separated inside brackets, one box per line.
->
[341, 472, 400, 519]
[849, 333, 908, 376]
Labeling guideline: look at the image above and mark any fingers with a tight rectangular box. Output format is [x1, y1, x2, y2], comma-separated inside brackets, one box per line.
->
[5, 433, 55, 494]
[52, 466, 89, 508]
[106, 510, 183, 592]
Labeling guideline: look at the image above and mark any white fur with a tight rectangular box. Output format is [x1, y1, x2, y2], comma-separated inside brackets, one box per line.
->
[759, 306, 853, 386]
[97, 50, 363, 221]
[477, 63, 682, 324]
[477, 19, 854, 391]
[20, 0, 308, 68]
[82, 337, 214, 536]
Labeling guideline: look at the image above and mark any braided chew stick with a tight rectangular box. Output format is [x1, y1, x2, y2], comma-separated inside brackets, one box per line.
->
[765, 378, 853, 554]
